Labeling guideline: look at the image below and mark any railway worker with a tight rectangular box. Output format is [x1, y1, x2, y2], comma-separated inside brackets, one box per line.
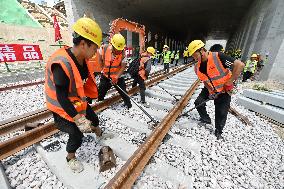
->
[162, 45, 171, 73]
[187, 40, 245, 140]
[153, 50, 160, 65]
[174, 50, 180, 66]
[255, 53, 267, 76]
[132, 46, 155, 107]
[242, 54, 258, 82]
[183, 48, 188, 64]
[97, 33, 132, 109]
[45, 17, 102, 173]
[171, 50, 175, 64]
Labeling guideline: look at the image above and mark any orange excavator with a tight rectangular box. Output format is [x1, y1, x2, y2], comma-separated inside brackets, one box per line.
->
[89, 18, 146, 74]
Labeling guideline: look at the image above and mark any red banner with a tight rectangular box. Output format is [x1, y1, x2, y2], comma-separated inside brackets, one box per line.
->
[124, 47, 133, 58]
[0, 44, 43, 62]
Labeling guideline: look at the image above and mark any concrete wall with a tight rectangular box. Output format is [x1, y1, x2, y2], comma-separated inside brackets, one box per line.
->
[64, 0, 183, 52]
[227, 0, 284, 83]
[0, 23, 72, 61]
[64, 0, 113, 33]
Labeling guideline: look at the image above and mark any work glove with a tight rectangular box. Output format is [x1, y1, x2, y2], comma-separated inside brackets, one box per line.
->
[224, 84, 234, 95]
[74, 115, 92, 133]
[224, 84, 234, 92]
[91, 126, 102, 137]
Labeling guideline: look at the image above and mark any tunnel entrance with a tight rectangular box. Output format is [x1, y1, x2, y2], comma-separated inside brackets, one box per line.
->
[65, 0, 284, 82]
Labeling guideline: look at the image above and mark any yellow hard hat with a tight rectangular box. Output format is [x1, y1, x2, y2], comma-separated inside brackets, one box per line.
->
[163, 45, 169, 49]
[251, 54, 258, 58]
[111, 33, 126, 50]
[147, 46, 155, 55]
[188, 40, 205, 56]
[72, 17, 102, 47]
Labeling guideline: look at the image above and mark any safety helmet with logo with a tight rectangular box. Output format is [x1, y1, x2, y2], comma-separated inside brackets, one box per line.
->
[111, 33, 126, 51]
[72, 17, 102, 47]
[188, 40, 205, 56]
[146, 47, 155, 56]
[251, 54, 258, 58]
[163, 45, 169, 49]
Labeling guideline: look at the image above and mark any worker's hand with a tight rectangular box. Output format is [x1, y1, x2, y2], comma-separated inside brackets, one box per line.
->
[74, 115, 92, 133]
[224, 79, 234, 86]
[91, 126, 102, 137]
[224, 84, 234, 92]
[111, 75, 119, 85]
[224, 79, 234, 93]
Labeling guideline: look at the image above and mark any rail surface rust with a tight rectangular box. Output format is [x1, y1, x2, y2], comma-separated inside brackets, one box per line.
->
[105, 80, 200, 189]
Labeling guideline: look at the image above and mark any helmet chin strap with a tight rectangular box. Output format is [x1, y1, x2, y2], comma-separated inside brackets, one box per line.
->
[198, 49, 203, 62]
[198, 48, 208, 62]
[199, 51, 203, 62]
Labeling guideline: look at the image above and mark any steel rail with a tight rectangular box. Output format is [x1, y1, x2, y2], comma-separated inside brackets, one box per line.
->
[105, 80, 200, 189]
[0, 66, 183, 137]
[0, 64, 191, 160]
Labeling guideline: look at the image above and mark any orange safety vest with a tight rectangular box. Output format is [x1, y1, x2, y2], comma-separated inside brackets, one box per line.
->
[194, 52, 232, 94]
[102, 44, 123, 80]
[139, 52, 151, 80]
[88, 49, 103, 74]
[45, 46, 98, 122]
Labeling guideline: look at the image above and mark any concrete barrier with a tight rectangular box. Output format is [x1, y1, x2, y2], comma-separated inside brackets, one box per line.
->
[237, 96, 284, 124]
[243, 89, 284, 109]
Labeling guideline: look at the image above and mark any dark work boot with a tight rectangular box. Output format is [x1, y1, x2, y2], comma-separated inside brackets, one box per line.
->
[214, 130, 224, 140]
[199, 117, 212, 124]
[140, 90, 146, 103]
[123, 103, 132, 110]
[141, 101, 150, 108]
[127, 103, 132, 109]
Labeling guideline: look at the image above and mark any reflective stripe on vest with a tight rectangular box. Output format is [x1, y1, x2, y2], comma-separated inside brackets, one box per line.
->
[244, 60, 257, 73]
[46, 56, 78, 97]
[139, 55, 150, 80]
[45, 48, 90, 121]
[104, 65, 120, 68]
[163, 51, 171, 63]
[102, 45, 123, 80]
[195, 52, 232, 94]
[46, 55, 88, 100]
[45, 94, 86, 114]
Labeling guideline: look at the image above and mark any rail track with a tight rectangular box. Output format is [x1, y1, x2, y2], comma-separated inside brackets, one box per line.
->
[0, 63, 278, 189]
[0, 67, 175, 137]
[0, 67, 166, 92]
[0, 64, 191, 160]
[0, 80, 45, 92]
